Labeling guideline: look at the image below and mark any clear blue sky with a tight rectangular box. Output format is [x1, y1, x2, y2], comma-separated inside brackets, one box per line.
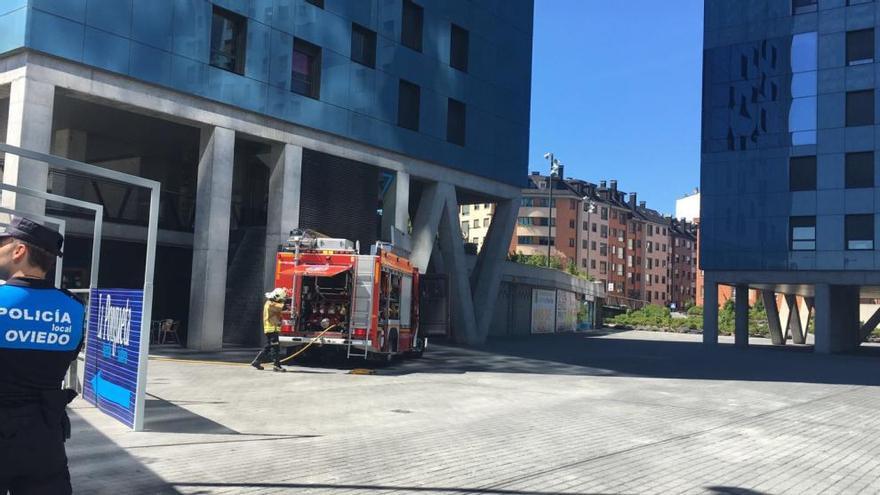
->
[529, 0, 704, 215]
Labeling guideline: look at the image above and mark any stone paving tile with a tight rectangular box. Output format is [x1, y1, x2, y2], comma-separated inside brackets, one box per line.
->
[68, 331, 880, 494]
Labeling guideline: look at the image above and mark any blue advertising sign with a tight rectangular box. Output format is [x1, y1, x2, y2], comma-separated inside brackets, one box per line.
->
[83, 289, 145, 429]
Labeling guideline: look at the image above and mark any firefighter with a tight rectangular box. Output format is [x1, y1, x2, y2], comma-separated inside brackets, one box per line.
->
[251, 287, 287, 372]
[0, 217, 84, 494]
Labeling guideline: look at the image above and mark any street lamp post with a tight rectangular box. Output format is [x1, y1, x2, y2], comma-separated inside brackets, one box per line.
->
[543, 152, 561, 268]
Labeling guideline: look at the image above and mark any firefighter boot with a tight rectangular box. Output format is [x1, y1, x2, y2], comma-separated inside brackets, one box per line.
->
[270, 345, 285, 372]
[250, 350, 267, 370]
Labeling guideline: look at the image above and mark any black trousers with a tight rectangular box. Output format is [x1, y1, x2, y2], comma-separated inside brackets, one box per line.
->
[0, 403, 71, 495]
[253, 331, 281, 366]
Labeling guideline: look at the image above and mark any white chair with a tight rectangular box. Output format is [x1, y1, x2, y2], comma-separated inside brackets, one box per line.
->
[158, 319, 180, 345]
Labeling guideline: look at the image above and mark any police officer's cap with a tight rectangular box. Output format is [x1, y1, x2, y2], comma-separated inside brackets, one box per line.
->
[0, 216, 64, 257]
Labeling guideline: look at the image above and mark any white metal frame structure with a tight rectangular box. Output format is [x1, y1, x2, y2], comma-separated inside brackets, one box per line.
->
[0, 183, 104, 392]
[0, 142, 160, 432]
[0, 183, 104, 288]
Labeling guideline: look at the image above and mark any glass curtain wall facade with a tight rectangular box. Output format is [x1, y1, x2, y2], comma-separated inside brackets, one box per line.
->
[702, 0, 880, 272]
[0, 0, 532, 186]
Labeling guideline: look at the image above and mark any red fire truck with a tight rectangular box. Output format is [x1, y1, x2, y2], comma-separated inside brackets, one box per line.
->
[273, 230, 426, 361]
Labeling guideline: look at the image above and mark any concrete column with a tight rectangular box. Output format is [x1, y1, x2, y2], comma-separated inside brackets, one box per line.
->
[762, 291, 785, 345]
[435, 182, 478, 345]
[187, 126, 235, 351]
[815, 285, 861, 354]
[814, 284, 832, 354]
[471, 198, 518, 340]
[264, 143, 302, 291]
[702, 275, 718, 345]
[734, 284, 749, 347]
[381, 171, 410, 241]
[2, 77, 55, 215]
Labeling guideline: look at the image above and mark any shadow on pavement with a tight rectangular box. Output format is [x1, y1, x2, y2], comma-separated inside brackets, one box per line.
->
[154, 331, 880, 386]
[170, 481, 615, 494]
[143, 394, 239, 435]
[706, 487, 769, 495]
[67, 410, 181, 495]
[382, 333, 880, 386]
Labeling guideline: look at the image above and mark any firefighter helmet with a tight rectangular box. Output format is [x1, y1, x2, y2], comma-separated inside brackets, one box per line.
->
[265, 287, 289, 301]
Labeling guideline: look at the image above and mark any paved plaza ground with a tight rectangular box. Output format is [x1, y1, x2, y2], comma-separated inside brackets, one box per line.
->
[68, 330, 880, 494]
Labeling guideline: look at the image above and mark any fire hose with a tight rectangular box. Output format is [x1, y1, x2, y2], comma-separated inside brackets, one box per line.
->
[278, 323, 341, 364]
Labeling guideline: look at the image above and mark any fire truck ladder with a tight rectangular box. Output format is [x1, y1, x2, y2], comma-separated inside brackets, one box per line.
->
[347, 256, 374, 359]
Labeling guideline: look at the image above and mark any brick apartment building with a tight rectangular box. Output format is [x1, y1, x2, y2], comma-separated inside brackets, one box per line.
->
[465, 173, 698, 308]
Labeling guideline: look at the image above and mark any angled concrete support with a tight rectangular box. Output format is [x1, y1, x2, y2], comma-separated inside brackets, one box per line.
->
[188, 126, 235, 351]
[860, 306, 880, 341]
[264, 143, 302, 291]
[702, 275, 718, 345]
[2, 77, 54, 215]
[734, 284, 749, 347]
[411, 183, 444, 272]
[762, 291, 785, 345]
[470, 199, 518, 340]
[410, 181, 511, 344]
[429, 238, 445, 274]
[786, 295, 806, 344]
[436, 183, 478, 345]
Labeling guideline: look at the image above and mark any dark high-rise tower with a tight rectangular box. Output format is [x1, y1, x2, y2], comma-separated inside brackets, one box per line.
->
[701, 0, 878, 353]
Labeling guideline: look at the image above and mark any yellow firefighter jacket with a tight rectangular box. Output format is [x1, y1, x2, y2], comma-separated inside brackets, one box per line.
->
[263, 300, 284, 334]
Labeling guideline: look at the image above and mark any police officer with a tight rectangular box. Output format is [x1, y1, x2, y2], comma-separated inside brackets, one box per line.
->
[0, 217, 84, 494]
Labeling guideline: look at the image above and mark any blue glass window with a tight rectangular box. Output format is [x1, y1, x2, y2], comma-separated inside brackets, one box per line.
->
[351, 23, 376, 69]
[450, 24, 468, 72]
[447, 98, 465, 146]
[847, 29, 874, 66]
[791, 32, 817, 73]
[789, 32, 817, 144]
[790, 216, 815, 251]
[398, 79, 420, 131]
[401, 0, 423, 52]
[846, 215, 874, 250]
[210, 6, 246, 74]
[292, 38, 321, 99]
[845, 152, 874, 189]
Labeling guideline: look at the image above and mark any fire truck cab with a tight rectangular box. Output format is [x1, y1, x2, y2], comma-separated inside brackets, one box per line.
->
[273, 230, 426, 361]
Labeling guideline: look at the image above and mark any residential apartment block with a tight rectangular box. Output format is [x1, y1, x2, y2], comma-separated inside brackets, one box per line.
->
[464, 172, 698, 308]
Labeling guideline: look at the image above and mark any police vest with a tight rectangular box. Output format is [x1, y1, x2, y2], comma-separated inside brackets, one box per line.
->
[0, 285, 84, 351]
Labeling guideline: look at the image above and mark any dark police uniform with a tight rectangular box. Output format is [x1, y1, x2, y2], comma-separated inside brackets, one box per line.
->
[0, 219, 84, 494]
